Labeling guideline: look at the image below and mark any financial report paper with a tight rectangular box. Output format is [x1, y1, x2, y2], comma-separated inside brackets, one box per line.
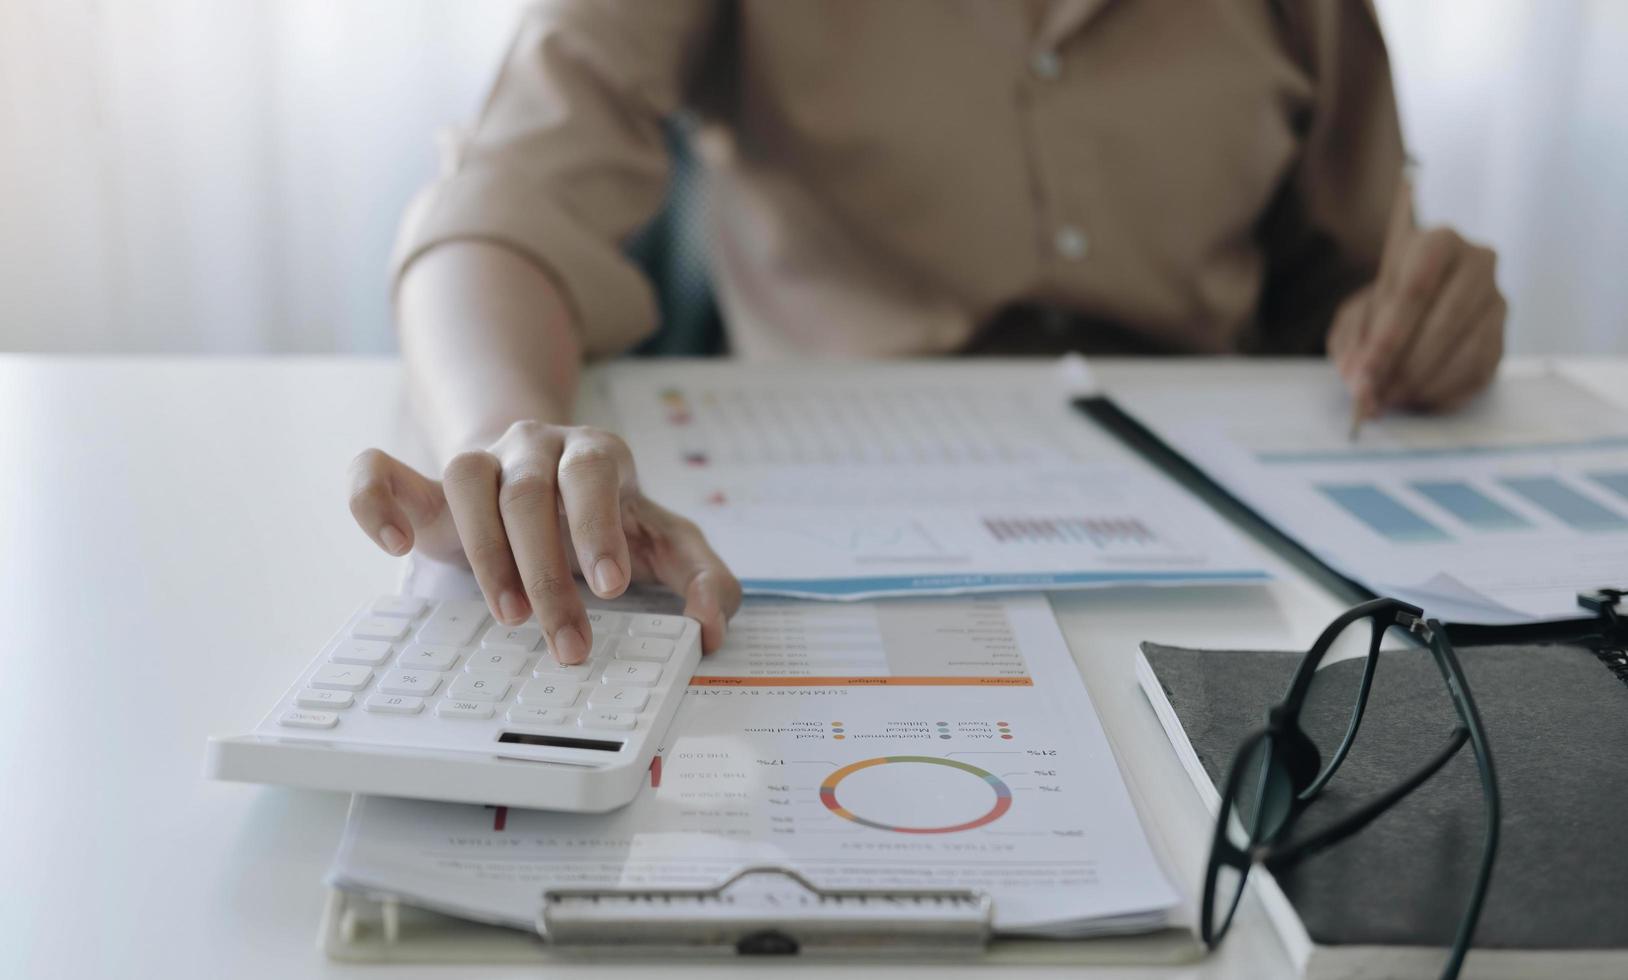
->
[1118, 365, 1628, 625]
[329, 590, 1181, 937]
[587, 358, 1270, 599]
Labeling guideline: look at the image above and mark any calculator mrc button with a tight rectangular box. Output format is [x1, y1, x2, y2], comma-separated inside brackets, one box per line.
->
[365, 694, 424, 715]
[587, 686, 649, 711]
[518, 678, 580, 707]
[601, 661, 662, 687]
[351, 617, 410, 641]
[464, 650, 529, 676]
[380, 669, 444, 696]
[397, 645, 460, 671]
[579, 710, 637, 731]
[615, 637, 674, 663]
[279, 709, 338, 729]
[437, 700, 494, 720]
[311, 664, 374, 691]
[629, 614, 685, 638]
[295, 689, 354, 709]
[449, 672, 511, 702]
[330, 639, 394, 666]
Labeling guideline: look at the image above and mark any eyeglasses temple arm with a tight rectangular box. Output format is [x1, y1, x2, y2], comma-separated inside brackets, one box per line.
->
[1262, 726, 1469, 871]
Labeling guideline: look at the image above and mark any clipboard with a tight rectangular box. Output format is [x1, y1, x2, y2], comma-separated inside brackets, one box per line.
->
[320, 866, 1204, 965]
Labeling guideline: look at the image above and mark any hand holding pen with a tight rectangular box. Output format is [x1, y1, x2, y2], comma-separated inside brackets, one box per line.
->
[1328, 169, 1507, 438]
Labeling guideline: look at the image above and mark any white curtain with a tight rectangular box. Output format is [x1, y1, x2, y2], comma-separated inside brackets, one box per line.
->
[1, 0, 1623, 354]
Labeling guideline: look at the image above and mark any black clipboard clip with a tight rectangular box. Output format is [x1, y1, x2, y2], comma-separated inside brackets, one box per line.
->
[1579, 589, 1627, 642]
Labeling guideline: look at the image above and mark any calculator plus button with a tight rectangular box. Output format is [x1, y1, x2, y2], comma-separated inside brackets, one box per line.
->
[351, 617, 409, 642]
[507, 706, 572, 727]
[370, 596, 427, 619]
[311, 664, 374, 692]
[481, 623, 542, 652]
[398, 645, 460, 672]
[380, 669, 444, 696]
[449, 672, 512, 702]
[464, 650, 528, 676]
[518, 678, 580, 707]
[279, 709, 338, 729]
[330, 639, 394, 667]
[532, 659, 598, 683]
[365, 694, 424, 715]
[296, 689, 354, 709]
[417, 600, 488, 645]
[586, 610, 626, 636]
[579, 710, 637, 731]
[615, 637, 675, 663]
[437, 700, 494, 720]
[601, 661, 662, 687]
[629, 614, 685, 638]
[587, 686, 649, 711]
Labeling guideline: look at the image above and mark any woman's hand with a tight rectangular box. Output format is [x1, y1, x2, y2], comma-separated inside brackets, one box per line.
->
[1329, 176, 1507, 417]
[346, 422, 741, 662]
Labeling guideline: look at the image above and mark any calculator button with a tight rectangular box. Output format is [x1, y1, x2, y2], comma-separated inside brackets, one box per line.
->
[417, 600, 488, 645]
[587, 686, 649, 711]
[533, 659, 598, 683]
[296, 689, 354, 709]
[437, 700, 494, 720]
[586, 610, 626, 635]
[464, 650, 529, 676]
[279, 709, 338, 729]
[365, 694, 424, 715]
[630, 614, 684, 638]
[580, 710, 637, 731]
[615, 637, 674, 663]
[518, 678, 580, 707]
[311, 664, 374, 692]
[370, 596, 427, 618]
[481, 623, 542, 652]
[601, 661, 662, 687]
[449, 672, 511, 702]
[507, 706, 572, 726]
[397, 644, 460, 671]
[330, 639, 394, 666]
[380, 669, 444, 696]
[351, 617, 409, 641]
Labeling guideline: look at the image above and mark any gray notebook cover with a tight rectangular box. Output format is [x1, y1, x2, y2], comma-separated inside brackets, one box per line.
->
[1141, 641, 1628, 950]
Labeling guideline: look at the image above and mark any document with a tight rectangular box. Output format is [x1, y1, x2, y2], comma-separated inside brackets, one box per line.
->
[588, 358, 1270, 599]
[329, 591, 1180, 937]
[1118, 366, 1628, 624]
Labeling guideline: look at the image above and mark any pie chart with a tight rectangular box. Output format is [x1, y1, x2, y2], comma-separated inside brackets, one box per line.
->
[818, 756, 1013, 834]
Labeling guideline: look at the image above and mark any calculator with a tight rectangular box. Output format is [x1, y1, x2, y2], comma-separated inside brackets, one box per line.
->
[205, 596, 701, 812]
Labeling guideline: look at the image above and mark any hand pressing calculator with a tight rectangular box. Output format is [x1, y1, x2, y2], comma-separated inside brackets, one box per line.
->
[206, 596, 701, 812]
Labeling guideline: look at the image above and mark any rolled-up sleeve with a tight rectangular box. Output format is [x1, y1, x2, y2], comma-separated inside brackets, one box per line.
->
[1254, 0, 1405, 354]
[392, 0, 719, 357]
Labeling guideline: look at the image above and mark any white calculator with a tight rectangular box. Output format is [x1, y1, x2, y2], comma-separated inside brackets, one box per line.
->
[205, 596, 701, 812]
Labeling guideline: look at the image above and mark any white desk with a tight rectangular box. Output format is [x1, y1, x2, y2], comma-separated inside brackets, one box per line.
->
[2, 355, 1619, 979]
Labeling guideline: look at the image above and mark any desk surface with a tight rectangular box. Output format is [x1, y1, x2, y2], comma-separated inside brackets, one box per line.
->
[2, 355, 1620, 979]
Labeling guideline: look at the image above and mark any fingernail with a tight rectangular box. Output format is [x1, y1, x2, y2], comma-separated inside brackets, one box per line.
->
[379, 525, 407, 555]
[552, 625, 589, 665]
[498, 590, 527, 625]
[592, 557, 625, 595]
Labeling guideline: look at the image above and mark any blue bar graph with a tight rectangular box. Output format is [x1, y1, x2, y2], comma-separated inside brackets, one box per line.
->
[1409, 481, 1531, 531]
[1500, 476, 1628, 531]
[1318, 483, 1451, 542]
[1589, 471, 1628, 503]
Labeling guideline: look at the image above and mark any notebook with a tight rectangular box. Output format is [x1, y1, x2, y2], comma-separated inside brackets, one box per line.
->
[1137, 636, 1628, 980]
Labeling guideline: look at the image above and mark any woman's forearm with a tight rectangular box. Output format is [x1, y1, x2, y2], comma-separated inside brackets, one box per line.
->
[397, 241, 584, 461]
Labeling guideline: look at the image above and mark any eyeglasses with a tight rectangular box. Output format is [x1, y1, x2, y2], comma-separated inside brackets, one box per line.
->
[1201, 598, 1500, 980]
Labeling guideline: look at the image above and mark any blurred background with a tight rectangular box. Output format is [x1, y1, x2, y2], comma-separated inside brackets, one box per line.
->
[1, 0, 1624, 355]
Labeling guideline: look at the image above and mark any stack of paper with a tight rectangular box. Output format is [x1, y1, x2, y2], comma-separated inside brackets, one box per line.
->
[329, 589, 1181, 938]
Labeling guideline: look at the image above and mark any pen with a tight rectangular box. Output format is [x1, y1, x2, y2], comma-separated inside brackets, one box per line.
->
[1349, 161, 1418, 443]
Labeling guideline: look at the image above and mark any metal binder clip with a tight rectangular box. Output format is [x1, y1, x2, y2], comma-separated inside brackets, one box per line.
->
[1578, 588, 1626, 634]
[539, 866, 994, 957]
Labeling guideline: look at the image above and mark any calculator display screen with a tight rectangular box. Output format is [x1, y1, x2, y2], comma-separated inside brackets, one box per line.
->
[498, 731, 624, 752]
